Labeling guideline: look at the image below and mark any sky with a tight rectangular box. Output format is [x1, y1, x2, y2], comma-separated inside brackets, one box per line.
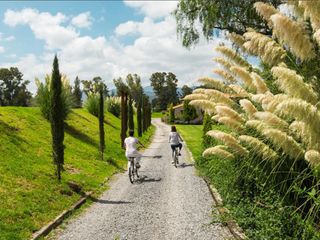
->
[0, 1, 227, 94]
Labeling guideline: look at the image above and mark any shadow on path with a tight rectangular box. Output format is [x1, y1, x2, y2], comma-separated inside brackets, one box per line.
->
[137, 175, 162, 183]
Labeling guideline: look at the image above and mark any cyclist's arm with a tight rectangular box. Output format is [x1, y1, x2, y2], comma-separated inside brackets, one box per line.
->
[178, 133, 184, 142]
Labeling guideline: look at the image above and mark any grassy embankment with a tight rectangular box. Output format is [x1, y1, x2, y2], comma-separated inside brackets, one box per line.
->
[176, 124, 307, 239]
[0, 107, 154, 240]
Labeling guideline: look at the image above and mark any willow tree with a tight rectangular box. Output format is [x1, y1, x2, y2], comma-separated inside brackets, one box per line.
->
[50, 55, 64, 181]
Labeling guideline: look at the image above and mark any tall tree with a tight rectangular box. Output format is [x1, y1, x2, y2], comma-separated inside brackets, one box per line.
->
[82, 77, 108, 97]
[50, 55, 64, 181]
[114, 77, 129, 148]
[126, 74, 143, 136]
[150, 72, 179, 111]
[72, 76, 82, 108]
[174, 0, 282, 48]
[99, 84, 105, 160]
[128, 96, 134, 130]
[181, 85, 193, 98]
[0, 67, 31, 106]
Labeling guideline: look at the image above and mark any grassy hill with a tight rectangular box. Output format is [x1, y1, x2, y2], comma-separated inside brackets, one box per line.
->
[0, 107, 154, 240]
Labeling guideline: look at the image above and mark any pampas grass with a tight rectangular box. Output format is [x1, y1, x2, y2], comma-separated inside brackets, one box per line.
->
[270, 13, 315, 61]
[215, 45, 251, 68]
[212, 69, 236, 84]
[262, 128, 304, 159]
[240, 99, 257, 118]
[239, 135, 278, 161]
[305, 150, 320, 168]
[203, 145, 235, 160]
[271, 66, 318, 105]
[243, 31, 286, 66]
[230, 66, 256, 91]
[251, 72, 269, 94]
[253, 111, 289, 130]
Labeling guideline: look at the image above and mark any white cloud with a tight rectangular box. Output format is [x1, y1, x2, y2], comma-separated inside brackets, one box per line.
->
[71, 12, 92, 28]
[4, 8, 77, 50]
[124, 1, 178, 19]
[4, 36, 15, 41]
[2, 6, 225, 94]
[0, 46, 5, 53]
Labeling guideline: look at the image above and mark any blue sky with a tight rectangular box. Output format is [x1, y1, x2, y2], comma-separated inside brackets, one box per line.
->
[0, 1, 224, 93]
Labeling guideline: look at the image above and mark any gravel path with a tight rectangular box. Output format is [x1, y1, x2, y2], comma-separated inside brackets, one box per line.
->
[57, 119, 232, 240]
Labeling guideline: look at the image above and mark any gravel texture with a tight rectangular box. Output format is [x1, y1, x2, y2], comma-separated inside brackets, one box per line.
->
[57, 119, 232, 240]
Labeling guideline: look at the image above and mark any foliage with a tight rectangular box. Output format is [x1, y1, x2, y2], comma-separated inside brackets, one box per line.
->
[150, 72, 179, 110]
[126, 74, 143, 135]
[35, 74, 73, 120]
[50, 55, 64, 181]
[128, 97, 134, 130]
[181, 84, 193, 98]
[202, 113, 213, 148]
[105, 96, 121, 118]
[174, 0, 282, 48]
[72, 76, 82, 108]
[84, 95, 99, 117]
[169, 103, 175, 123]
[81, 76, 108, 97]
[0, 67, 32, 106]
[114, 77, 129, 147]
[182, 100, 197, 123]
[99, 85, 105, 160]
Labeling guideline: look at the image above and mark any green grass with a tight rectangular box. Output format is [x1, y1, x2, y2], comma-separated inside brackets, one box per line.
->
[0, 107, 154, 240]
[176, 125, 203, 159]
[151, 111, 164, 119]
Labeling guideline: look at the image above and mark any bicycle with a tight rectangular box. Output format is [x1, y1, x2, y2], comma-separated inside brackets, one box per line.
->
[172, 147, 179, 168]
[128, 157, 139, 183]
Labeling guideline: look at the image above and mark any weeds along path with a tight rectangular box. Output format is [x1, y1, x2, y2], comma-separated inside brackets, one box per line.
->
[56, 119, 231, 240]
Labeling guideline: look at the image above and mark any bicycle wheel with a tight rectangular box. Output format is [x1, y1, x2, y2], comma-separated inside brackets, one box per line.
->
[129, 159, 134, 183]
[174, 149, 178, 168]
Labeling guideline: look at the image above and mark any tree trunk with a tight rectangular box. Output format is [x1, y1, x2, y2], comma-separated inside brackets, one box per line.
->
[137, 96, 142, 137]
[99, 87, 105, 160]
[128, 97, 134, 130]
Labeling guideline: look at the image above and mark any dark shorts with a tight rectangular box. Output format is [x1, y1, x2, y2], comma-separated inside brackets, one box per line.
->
[171, 143, 182, 151]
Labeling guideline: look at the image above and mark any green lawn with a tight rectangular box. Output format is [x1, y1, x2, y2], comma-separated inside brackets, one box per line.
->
[176, 125, 203, 159]
[0, 107, 154, 240]
[151, 111, 164, 119]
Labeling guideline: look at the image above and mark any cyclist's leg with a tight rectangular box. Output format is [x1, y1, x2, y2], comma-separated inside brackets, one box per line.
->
[178, 143, 182, 155]
[134, 152, 142, 168]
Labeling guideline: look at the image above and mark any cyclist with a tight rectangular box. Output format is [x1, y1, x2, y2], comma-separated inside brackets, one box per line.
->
[124, 129, 145, 169]
[169, 125, 183, 163]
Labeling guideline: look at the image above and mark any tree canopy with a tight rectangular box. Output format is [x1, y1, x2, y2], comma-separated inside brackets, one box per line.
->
[174, 0, 282, 48]
[0, 67, 31, 106]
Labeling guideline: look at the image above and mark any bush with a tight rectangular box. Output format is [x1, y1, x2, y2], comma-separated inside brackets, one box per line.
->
[84, 95, 99, 117]
[105, 97, 121, 117]
[35, 74, 73, 120]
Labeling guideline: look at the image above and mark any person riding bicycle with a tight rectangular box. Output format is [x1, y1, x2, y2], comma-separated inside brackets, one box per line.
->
[124, 129, 145, 169]
[169, 125, 183, 163]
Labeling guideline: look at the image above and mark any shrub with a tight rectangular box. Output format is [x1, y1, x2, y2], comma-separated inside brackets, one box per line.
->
[105, 97, 121, 117]
[84, 95, 99, 117]
[35, 74, 73, 120]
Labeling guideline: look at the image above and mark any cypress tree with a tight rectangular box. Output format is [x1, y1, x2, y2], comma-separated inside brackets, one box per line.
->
[73, 76, 82, 108]
[50, 55, 64, 181]
[128, 96, 134, 130]
[137, 96, 142, 137]
[99, 85, 105, 160]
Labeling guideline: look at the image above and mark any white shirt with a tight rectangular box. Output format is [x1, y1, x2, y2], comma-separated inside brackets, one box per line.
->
[124, 136, 139, 156]
[169, 132, 182, 145]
